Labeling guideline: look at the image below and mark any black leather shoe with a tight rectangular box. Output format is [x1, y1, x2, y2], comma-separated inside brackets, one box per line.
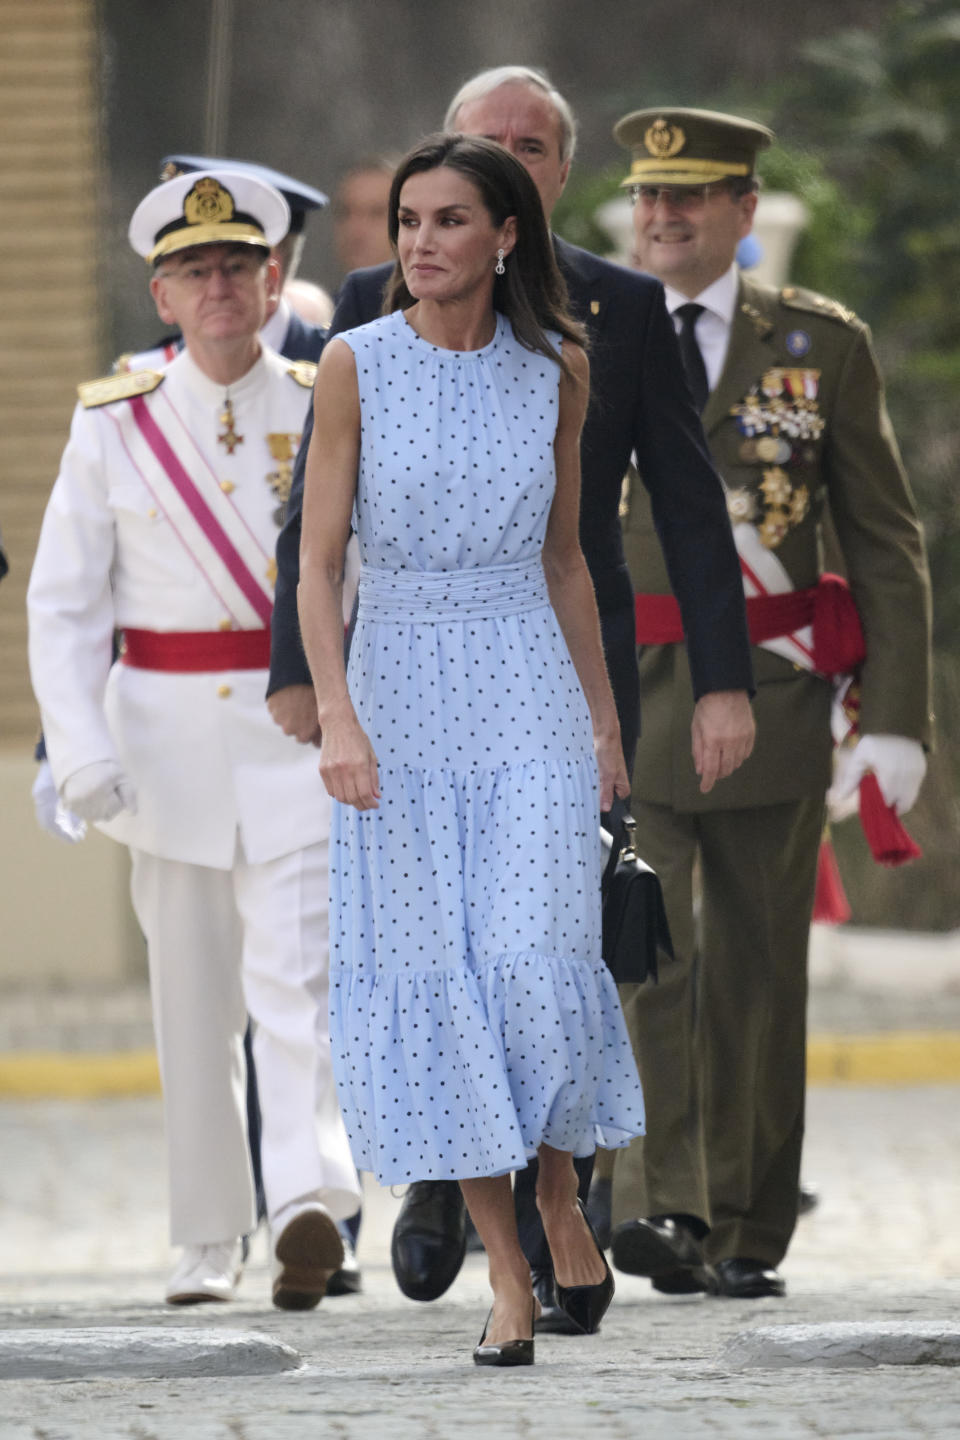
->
[326, 1235, 362, 1296]
[798, 1182, 820, 1217]
[612, 1215, 714, 1297]
[391, 1180, 466, 1302]
[555, 1201, 615, 1335]
[531, 1266, 585, 1335]
[651, 1265, 718, 1296]
[714, 1257, 786, 1299]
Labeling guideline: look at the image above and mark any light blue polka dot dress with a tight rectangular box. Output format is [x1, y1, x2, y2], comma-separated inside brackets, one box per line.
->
[329, 309, 645, 1185]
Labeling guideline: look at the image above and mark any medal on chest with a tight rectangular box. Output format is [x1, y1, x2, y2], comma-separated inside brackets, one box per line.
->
[217, 393, 244, 454]
[727, 366, 820, 548]
[265, 432, 301, 527]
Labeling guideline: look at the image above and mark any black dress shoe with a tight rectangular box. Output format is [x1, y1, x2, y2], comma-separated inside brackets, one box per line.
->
[531, 1266, 585, 1335]
[798, 1182, 820, 1217]
[612, 1215, 714, 1295]
[391, 1180, 466, 1302]
[473, 1303, 536, 1367]
[555, 1201, 615, 1335]
[651, 1265, 718, 1296]
[714, 1257, 786, 1299]
[325, 1235, 362, 1296]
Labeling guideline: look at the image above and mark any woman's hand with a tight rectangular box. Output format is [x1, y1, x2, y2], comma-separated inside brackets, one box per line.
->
[594, 726, 630, 814]
[318, 700, 381, 810]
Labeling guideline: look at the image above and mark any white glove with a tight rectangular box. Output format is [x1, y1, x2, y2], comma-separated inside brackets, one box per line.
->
[828, 734, 927, 818]
[61, 760, 138, 823]
[31, 759, 87, 843]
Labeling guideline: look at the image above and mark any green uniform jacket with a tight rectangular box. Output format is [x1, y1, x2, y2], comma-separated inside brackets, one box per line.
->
[625, 274, 933, 813]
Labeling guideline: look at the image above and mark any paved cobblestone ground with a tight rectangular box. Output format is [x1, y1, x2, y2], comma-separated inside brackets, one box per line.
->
[1, 1086, 960, 1437]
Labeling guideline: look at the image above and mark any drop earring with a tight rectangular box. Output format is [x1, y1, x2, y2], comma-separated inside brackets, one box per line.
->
[495, 248, 506, 276]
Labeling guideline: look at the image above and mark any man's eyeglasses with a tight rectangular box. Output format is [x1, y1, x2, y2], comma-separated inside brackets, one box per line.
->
[158, 254, 265, 288]
[629, 183, 733, 210]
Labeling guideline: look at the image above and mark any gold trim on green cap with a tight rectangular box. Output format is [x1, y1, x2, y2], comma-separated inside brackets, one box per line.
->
[620, 156, 750, 188]
[147, 222, 269, 264]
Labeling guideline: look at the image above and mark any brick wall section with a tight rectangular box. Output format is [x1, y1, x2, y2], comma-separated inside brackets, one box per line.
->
[0, 0, 100, 744]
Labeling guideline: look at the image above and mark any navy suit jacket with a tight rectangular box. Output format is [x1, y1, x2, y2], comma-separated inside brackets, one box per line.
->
[281, 310, 327, 363]
[268, 238, 753, 754]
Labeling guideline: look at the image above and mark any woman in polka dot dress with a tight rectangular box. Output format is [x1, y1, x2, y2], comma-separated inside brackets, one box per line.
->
[299, 134, 645, 1364]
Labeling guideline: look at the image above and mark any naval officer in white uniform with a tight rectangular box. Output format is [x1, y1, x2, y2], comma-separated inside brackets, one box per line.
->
[28, 168, 361, 1308]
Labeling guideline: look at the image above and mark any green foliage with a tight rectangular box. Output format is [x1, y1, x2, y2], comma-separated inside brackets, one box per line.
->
[757, 145, 872, 304]
[770, 0, 960, 927]
[551, 163, 624, 257]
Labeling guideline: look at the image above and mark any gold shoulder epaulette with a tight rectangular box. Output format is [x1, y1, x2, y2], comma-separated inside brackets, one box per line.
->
[78, 370, 165, 409]
[779, 285, 858, 326]
[287, 360, 318, 388]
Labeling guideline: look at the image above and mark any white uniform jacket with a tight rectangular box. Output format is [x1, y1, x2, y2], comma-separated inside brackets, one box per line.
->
[28, 345, 329, 869]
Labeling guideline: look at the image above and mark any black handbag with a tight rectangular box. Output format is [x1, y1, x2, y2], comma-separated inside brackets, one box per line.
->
[600, 797, 673, 985]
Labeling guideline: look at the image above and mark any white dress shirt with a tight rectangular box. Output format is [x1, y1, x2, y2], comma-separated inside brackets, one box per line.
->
[664, 263, 740, 395]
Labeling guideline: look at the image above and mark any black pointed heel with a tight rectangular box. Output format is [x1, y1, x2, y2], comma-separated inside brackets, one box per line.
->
[472, 1302, 536, 1367]
[555, 1200, 615, 1335]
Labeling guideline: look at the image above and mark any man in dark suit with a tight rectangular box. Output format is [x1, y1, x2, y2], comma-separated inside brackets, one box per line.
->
[267, 66, 755, 1328]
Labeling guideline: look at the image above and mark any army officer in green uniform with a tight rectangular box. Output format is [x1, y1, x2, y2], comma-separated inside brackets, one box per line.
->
[606, 108, 933, 1298]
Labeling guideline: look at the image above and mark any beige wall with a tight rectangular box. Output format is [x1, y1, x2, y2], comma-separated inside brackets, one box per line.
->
[0, 756, 145, 986]
[0, 1, 144, 985]
[0, 0, 101, 743]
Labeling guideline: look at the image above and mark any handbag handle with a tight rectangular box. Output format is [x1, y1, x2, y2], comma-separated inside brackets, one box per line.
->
[601, 795, 638, 893]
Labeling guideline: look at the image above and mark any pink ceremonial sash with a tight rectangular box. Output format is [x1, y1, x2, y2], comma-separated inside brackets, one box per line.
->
[128, 394, 272, 626]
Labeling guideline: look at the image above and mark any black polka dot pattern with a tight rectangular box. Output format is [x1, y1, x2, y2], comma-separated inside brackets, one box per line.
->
[327, 311, 645, 1185]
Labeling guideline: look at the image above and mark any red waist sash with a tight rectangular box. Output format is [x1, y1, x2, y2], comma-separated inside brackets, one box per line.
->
[120, 628, 270, 672]
[634, 573, 865, 678]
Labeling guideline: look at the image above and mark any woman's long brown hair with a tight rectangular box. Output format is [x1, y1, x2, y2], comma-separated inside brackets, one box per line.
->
[382, 133, 586, 381]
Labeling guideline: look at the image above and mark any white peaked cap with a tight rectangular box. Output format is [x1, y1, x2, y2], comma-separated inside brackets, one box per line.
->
[128, 169, 291, 264]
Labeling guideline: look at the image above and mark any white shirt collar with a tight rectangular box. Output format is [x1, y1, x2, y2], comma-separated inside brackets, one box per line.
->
[664, 263, 739, 327]
[260, 295, 291, 353]
[172, 344, 269, 408]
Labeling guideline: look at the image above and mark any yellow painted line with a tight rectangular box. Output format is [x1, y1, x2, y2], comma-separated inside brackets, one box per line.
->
[0, 1033, 959, 1098]
[808, 1032, 960, 1085]
[0, 1050, 159, 1098]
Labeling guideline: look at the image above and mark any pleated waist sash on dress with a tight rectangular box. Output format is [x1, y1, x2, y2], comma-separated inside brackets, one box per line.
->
[357, 557, 549, 624]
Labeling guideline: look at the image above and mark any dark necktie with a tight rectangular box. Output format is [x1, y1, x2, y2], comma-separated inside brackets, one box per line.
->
[675, 302, 709, 413]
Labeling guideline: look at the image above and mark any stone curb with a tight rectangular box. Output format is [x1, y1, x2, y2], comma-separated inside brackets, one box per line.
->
[5, 1031, 960, 1098]
[0, 1326, 302, 1379]
[721, 1320, 960, 1370]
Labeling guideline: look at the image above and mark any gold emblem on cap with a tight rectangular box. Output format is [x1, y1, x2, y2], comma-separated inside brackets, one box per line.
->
[644, 118, 686, 159]
[183, 177, 235, 226]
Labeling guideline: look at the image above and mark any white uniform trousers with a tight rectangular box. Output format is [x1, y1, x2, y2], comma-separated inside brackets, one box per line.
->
[129, 836, 361, 1246]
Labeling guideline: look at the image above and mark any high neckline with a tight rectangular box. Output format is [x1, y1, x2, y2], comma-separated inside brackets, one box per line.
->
[398, 308, 503, 358]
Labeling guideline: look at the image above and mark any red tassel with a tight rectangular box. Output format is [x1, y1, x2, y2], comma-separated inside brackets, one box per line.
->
[812, 573, 866, 677]
[858, 772, 922, 867]
[812, 836, 852, 925]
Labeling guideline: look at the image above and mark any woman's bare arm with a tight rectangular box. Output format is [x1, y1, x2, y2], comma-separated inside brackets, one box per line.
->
[297, 339, 380, 809]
